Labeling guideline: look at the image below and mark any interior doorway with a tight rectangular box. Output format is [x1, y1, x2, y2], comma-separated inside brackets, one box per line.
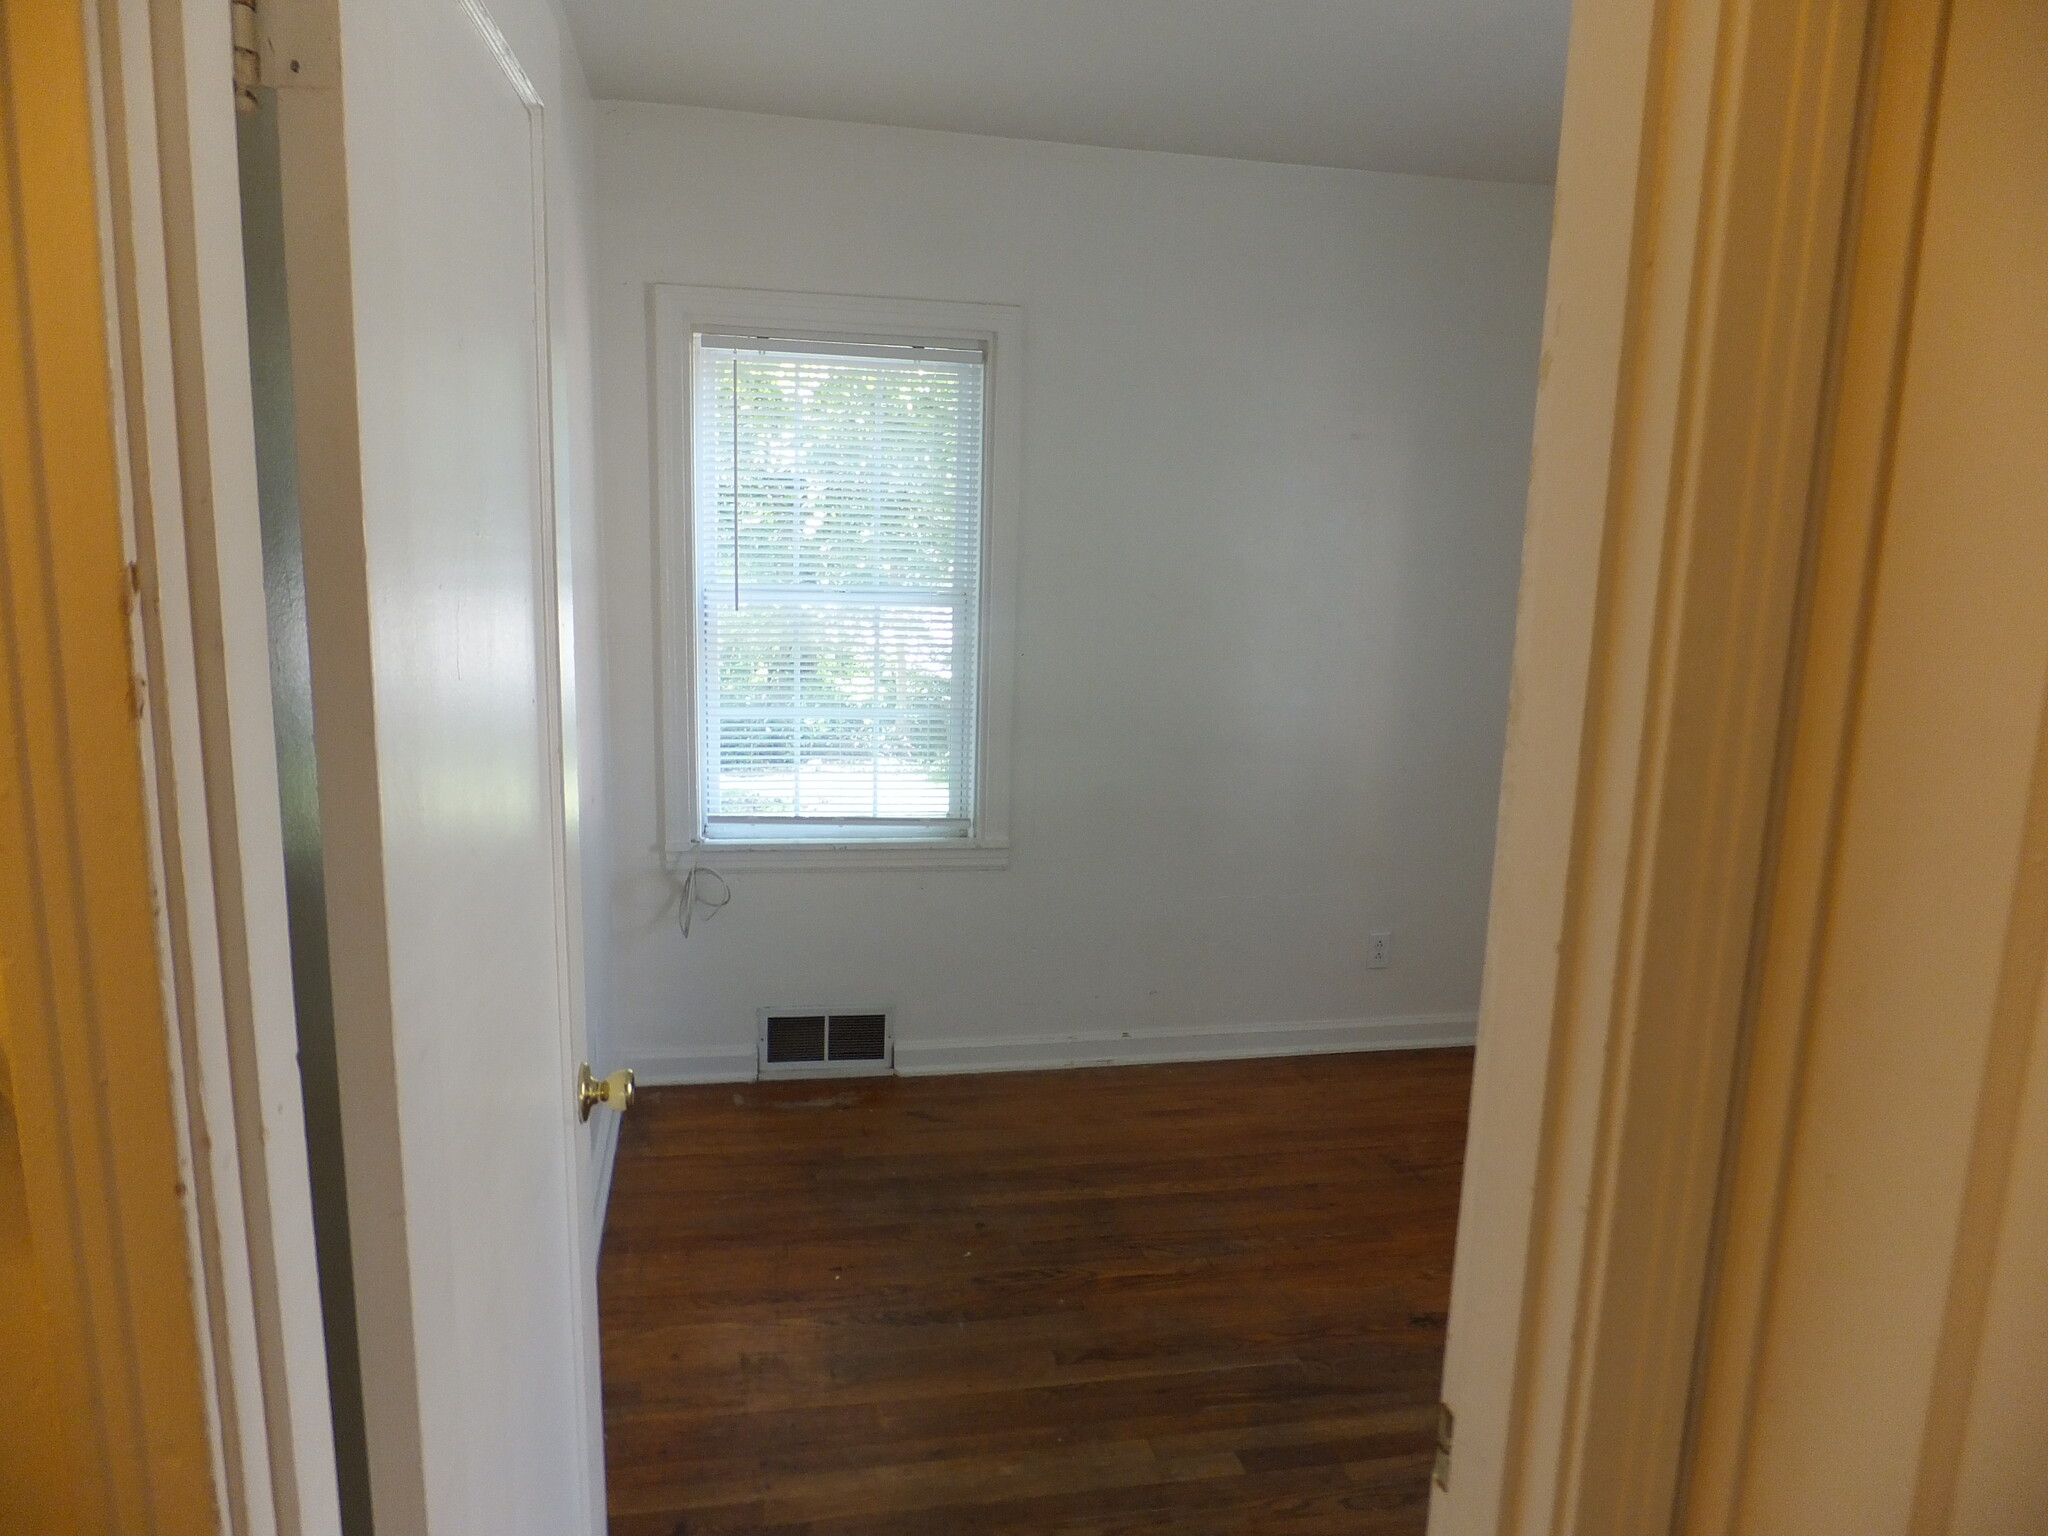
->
[67, 0, 2048, 1529]
[231, 1, 1556, 1533]
[568, 7, 1559, 1533]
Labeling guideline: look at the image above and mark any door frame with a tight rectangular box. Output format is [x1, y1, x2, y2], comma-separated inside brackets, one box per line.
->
[1431, 0, 1947, 1531]
[15, 0, 343, 1532]
[73, 0, 1959, 1530]
[1679, 0, 2037, 1522]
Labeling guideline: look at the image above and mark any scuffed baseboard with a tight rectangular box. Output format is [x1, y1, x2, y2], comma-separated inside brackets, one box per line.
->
[624, 1013, 1475, 1086]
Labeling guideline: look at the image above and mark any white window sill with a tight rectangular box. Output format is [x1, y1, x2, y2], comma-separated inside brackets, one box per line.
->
[670, 841, 1011, 872]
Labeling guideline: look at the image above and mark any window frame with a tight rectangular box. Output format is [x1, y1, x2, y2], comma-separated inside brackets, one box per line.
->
[654, 285, 1022, 869]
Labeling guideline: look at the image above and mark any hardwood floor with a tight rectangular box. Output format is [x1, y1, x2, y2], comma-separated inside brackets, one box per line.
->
[599, 1049, 1473, 1536]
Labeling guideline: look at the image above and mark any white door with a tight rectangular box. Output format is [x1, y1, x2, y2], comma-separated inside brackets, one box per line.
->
[271, 1, 601, 1530]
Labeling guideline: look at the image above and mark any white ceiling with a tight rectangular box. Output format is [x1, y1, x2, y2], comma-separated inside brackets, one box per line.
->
[557, 1, 1572, 185]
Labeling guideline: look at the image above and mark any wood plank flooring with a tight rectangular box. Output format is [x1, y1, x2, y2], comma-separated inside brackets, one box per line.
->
[599, 1049, 1473, 1536]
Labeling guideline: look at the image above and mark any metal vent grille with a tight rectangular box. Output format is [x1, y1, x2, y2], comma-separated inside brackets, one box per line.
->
[758, 1009, 892, 1077]
[762, 1015, 826, 1064]
[827, 1014, 888, 1062]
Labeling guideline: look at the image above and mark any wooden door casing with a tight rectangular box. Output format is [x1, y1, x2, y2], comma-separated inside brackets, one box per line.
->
[1682, 0, 2048, 1528]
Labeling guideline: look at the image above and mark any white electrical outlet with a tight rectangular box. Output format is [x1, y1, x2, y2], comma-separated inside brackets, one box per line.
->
[1369, 930, 1392, 969]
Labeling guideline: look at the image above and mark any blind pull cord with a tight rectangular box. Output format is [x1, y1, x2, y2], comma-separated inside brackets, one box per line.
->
[731, 354, 741, 610]
[661, 853, 732, 938]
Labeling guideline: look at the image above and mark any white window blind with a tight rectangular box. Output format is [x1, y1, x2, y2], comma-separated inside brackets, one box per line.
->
[691, 333, 986, 841]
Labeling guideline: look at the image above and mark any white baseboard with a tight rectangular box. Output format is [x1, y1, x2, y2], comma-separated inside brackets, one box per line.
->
[626, 1046, 759, 1086]
[894, 1013, 1477, 1076]
[590, 1108, 623, 1246]
[625, 1014, 1474, 1086]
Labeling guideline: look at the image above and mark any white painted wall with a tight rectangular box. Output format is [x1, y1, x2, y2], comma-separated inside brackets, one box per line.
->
[594, 103, 1551, 1079]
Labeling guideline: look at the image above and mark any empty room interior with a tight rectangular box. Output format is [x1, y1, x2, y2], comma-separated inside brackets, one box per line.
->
[565, 6, 1559, 1532]
[23, 0, 2048, 1530]
[215, 0, 1551, 1530]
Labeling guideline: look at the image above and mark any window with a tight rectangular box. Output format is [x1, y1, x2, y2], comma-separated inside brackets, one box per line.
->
[656, 289, 1019, 866]
[692, 334, 981, 837]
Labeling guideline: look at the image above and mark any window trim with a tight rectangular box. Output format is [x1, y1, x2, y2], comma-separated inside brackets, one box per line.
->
[653, 285, 1022, 870]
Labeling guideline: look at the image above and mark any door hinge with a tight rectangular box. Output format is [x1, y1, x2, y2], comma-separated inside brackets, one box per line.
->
[1434, 1401, 1454, 1491]
[232, 0, 339, 104]
[231, 0, 259, 111]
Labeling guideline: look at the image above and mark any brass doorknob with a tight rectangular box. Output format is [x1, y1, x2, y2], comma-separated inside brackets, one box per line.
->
[577, 1063, 635, 1122]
